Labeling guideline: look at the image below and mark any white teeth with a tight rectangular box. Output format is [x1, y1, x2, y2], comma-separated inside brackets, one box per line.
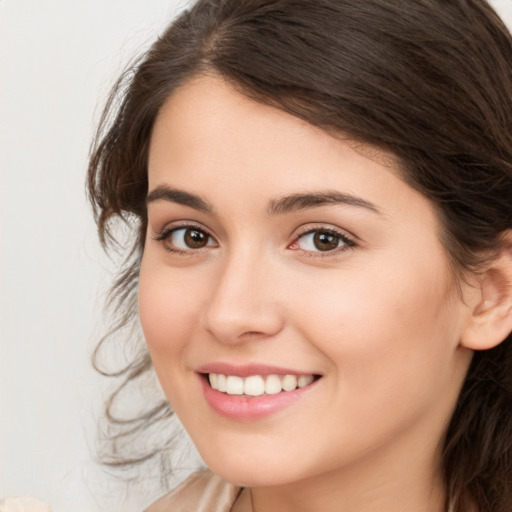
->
[298, 375, 314, 388]
[265, 374, 282, 395]
[209, 373, 218, 389]
[281, 374, 297, 391]
[226, 375, 244, 395]
[217, 373, 227, 392]
[208, 373, 316, 395]
[244, 375, 265, 396]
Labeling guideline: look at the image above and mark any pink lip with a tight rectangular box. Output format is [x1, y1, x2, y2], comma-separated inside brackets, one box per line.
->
[197, 367, 320, 421]
[196, 362, 314, 377]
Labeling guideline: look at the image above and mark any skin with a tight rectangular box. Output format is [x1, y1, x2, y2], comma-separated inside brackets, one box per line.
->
[139, 75, 478, 512]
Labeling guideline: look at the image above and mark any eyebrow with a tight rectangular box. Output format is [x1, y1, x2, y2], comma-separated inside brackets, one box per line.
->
[146, 186, 380, 216]
[267, 190, 380, 216]
[146, 186, 215, 213]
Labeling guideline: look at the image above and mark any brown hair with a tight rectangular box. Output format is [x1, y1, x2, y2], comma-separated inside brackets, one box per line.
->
[88, 0, 512, 509]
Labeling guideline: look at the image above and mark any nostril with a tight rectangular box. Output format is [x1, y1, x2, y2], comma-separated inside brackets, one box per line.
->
[239, 330, 267, 339]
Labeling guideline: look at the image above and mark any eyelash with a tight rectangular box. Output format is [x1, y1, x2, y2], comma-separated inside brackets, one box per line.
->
[153, 223, 357, 258]
[153, 223, 217, 256]
[290, 226, 356, 258]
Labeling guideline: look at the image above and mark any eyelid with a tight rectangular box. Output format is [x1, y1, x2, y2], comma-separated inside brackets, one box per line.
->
[289, 224, 357, 256]
[152, 221, 218, 254]
[294, 223, 356, 241]
[153, 220, 207, 239]
[151, 220, 357, 257]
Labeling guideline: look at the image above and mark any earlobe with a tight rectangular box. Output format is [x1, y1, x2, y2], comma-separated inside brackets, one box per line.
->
[460, 233, 512, 351]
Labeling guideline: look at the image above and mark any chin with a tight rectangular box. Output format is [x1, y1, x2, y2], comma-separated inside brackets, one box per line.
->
[198, 445, 313, 488]
[209, 465, 291, 488]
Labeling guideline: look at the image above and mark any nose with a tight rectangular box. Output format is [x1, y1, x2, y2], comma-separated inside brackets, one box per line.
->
[202, 252, 284, 345]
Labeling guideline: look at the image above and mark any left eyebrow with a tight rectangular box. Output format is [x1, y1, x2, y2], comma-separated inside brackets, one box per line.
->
[267, 190, 381, 216]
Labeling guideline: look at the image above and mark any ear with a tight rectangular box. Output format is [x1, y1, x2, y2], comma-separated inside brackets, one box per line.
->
[460, 232, 512, 351]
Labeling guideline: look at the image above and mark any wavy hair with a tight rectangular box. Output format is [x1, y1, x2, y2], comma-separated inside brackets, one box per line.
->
[88, 1, 512, 509]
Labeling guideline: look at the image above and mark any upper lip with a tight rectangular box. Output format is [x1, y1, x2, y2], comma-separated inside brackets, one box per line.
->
[196, 362, 320, 378]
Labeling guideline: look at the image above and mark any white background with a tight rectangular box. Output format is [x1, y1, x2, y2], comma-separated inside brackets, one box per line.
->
[1, 1, 512, 511]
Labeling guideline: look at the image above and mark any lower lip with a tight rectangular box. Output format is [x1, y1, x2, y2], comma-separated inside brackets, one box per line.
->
[199, 375, 318, 420]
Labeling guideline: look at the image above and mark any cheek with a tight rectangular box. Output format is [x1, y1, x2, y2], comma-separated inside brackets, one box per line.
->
[290, 253, 460, 393]
[138, 256, 202, 360]
[138, 256, 211, 412]
[282, 260, 466, 460]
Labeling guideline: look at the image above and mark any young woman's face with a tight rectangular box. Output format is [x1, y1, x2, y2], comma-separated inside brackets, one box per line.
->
[139, 76, 474, 489]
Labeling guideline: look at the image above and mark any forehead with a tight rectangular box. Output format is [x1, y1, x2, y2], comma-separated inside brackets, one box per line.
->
[148, 75, 401, 199]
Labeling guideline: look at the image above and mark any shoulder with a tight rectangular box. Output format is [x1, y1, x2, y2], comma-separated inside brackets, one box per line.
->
[145, 470, 243, 512]
[0, 498, 52, 512]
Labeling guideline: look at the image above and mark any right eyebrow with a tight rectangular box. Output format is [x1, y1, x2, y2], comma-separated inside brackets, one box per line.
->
[146, 185, 215, 214]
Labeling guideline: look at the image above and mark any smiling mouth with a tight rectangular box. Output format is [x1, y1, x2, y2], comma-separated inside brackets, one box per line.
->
[206, 373, 320, 397]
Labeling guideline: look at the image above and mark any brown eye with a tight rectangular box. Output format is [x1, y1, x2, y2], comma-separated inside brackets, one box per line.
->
[160, 226, 216, 252]
[295, 229, 352, 253]
[312, 231, 340, 251]
[184, 228, 209, 248]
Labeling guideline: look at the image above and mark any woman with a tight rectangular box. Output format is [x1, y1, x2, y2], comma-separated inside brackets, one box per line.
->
[87, 1, 512, 511]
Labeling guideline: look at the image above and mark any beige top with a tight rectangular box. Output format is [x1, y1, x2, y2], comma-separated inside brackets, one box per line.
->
[0, 498, 52, 512]
[145, 470, 253, 512]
